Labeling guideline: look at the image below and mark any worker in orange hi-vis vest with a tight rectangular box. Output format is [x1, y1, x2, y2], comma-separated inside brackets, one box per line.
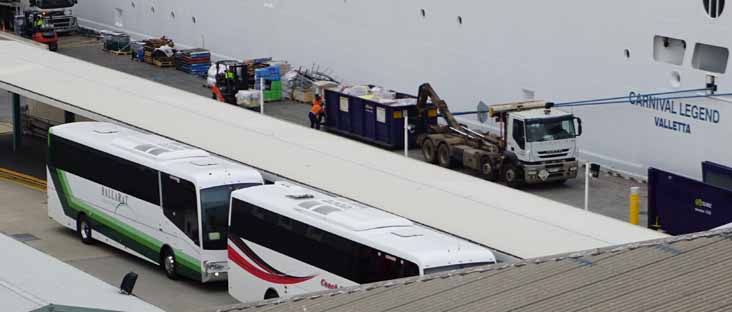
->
[309, 94, 325, 129]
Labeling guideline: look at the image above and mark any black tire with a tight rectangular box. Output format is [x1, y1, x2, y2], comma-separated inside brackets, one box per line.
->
[264, 289, 279, 300]
[480, 157, 496, 181]
[437, 143, 454, 168]
[77, 214, 94, 245]
[211, 93, 217, 100]
[502, 163, 523, 187]
[48, 42, 58, 52]
[161, 247, 178, 280]
[422, 139, 437, 164]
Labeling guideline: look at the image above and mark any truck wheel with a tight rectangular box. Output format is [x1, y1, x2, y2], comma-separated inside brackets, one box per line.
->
[503, 164, 522, 187]
[422, 139, 437, 164]
[437, 143, 454, 168]
[480, 157, 496, 181]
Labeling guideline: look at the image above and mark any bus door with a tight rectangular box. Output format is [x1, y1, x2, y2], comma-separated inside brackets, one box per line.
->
[161, 173, 201, 252]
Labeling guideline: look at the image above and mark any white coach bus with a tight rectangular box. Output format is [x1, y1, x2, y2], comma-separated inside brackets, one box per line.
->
[227, 182, 497, 302]
[47, 122, 264, 283]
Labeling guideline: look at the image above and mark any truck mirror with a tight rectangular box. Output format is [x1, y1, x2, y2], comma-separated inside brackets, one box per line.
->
[574, 117, 583, 136]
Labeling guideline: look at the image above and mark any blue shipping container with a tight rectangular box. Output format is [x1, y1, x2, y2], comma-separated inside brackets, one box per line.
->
[323, 89, 437, 149]
[648, 167, 732, 235]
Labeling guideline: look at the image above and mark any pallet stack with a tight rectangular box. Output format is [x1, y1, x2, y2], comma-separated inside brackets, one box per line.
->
[143, 37, 175, 67]
[175, 49, 211, 76]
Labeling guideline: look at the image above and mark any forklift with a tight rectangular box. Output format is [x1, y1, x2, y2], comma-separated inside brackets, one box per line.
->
[211, 60, 249, 105]
[22, 11, 58, 51]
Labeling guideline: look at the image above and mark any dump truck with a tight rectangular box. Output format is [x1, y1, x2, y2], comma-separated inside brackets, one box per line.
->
[0, 0, 78, 33]
[414, 83, 581, 186]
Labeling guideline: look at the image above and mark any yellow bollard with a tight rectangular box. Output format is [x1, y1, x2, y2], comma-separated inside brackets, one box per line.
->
[629, 187, 640, 225]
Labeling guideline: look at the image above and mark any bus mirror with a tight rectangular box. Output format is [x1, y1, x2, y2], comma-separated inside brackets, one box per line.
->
[574, 117, 583, 136]
[119, 272, 138, 295]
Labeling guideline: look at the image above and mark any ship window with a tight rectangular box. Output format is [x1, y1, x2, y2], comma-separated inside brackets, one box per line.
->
[653, 36, 686, 66]
[704, 0, 725, 18]
[692, 43, 729, 74]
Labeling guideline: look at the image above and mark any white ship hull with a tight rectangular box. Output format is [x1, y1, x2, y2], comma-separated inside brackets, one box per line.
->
[76, 1, 732, 179]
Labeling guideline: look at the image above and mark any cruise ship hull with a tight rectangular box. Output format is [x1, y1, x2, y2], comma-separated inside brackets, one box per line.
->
[76, 1, 732, 179]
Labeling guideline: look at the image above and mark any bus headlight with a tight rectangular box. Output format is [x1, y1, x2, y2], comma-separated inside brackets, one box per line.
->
[65, 9, 73, 16]
[204, 261, 229, 273]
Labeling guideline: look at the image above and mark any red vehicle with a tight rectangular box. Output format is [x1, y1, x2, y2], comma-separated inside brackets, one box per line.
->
[22, 13, 59, 51]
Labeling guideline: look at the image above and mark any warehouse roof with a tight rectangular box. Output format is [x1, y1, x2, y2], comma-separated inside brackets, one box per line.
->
[212, 229, 732, 312]
[0, 40, 665, 260]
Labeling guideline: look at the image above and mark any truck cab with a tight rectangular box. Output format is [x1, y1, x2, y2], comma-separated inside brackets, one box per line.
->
[26, 0, 77, 33]
[505, 108, 580, 183]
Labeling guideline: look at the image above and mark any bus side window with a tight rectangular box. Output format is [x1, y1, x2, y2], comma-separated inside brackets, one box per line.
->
[161, 173, 200, 245]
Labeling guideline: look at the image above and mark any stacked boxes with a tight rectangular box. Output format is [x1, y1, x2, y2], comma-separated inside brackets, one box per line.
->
[254, 66, 282, 102]
[175, 49, 211, 76]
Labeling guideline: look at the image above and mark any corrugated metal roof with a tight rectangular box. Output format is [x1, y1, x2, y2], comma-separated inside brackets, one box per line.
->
[0, 40, 665, 260]
[214, 229, 732, 312]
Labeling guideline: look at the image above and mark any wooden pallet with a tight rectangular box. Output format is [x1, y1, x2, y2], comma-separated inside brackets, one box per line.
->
[153, 59, 174, 67]
[104, 49, 131, 56]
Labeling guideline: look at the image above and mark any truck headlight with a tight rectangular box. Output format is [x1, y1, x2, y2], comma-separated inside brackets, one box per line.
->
[527, 170, 537, 175]
[204, 261, 229, 273]
[570, 166, 578, 172]
[65, 9, 72, 16]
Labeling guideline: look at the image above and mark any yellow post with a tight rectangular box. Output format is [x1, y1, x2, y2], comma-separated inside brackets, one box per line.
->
[630, 187, 640, 225]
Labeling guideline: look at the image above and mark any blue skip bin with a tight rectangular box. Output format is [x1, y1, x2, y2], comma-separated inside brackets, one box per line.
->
[323, 88, 437, 149]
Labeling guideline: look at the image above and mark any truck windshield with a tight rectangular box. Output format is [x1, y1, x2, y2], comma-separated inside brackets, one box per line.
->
[36, 0, 75, 9]
[526, 117, 576, 142]
[200, 183, 260, 250]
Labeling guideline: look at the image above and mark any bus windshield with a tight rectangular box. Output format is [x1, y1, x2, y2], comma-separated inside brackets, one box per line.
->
[423, 261, 495, 275]
[36, 0, 76, 9]
[200, 183, 259, 250]
[525, 116, 576, 142]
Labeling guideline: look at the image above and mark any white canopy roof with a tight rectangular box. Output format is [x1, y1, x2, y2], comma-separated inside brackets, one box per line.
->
[0, 41, 666, 259]
[0, 234, 163, 311]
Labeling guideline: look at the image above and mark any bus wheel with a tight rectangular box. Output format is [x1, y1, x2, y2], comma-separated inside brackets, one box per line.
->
[77, 214, 94, 245]
[161, 248, 178, 280]
[264, 289, 279, 300]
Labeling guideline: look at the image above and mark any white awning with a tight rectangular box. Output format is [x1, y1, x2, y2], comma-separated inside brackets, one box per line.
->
[0, 41, 666, 259]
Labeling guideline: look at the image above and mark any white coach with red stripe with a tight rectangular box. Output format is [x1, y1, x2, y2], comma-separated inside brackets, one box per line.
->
[227, 182, 496, 303]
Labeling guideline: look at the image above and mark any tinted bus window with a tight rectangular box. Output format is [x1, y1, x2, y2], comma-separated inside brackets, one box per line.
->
[230, 199, 419, 283]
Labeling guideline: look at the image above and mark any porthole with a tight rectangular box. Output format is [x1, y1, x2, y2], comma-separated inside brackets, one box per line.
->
[703, 0, 725, 18]
[670, 71, 682, 88]
[420, 9, 426, 18]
